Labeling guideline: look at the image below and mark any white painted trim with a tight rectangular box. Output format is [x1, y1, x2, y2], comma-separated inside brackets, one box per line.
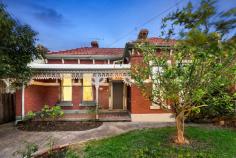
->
[123, 84, 127, 110]
[29, 63, 131, 70]
[131, 113, 175, 122]
[96, 83, 109, 86]
[29, 80, 109, 87]
[150, 105, 161, 109]
[73, 82, 82, 86]
[170, 49, 173, 56]
[22, 84, 25, 119]
[109, 82, 113, 110]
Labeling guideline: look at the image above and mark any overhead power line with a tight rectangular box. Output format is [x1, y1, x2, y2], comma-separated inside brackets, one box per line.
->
[109, 0, 185, 47]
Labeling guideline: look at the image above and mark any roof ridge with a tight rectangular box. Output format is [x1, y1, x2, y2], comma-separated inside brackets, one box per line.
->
[49, 47, 124, 53]
[47, 47, 124, 56]
[148, 37, 176, 40]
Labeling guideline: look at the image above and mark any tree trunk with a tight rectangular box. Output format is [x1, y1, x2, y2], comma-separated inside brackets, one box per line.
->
[175, 113, 189, 144]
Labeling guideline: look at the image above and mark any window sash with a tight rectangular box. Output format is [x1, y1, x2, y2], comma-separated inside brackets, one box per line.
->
[61, 74, 72, 101]
[82, 73, 93, 101]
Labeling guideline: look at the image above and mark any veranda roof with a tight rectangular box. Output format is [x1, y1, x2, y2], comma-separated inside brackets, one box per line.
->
[29, 63, 131, 70]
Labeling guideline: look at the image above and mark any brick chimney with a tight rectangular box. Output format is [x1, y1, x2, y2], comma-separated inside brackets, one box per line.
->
[138, 29, 149, 40]
[91, 41, 99, 48]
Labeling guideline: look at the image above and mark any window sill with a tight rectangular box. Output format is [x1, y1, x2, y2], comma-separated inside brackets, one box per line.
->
[57, 101, 73, 106]
[80, 101, 96, 106]
[150, 105, 172, 110]
[150, 105, 160, 109]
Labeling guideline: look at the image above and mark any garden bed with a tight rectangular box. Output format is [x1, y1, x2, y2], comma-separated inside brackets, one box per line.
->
[17, 121, 102, 131]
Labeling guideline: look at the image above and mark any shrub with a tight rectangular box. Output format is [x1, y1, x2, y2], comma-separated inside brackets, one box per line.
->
[50, 106, 64, 120]
[24, 111, 36, 121]
[23, 105, 64, 121]
[189, 90, 236, 121]
[39, 105, 64, 121]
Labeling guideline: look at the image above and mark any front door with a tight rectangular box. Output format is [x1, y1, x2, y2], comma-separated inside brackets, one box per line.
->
[113, 82, 123, 109]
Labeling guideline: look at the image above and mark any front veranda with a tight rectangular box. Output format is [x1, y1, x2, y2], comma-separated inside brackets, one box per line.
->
[16, 64, 132, 121]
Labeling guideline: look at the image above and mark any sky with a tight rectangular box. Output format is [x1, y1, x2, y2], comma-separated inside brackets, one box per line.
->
[1, 0, 236, 51]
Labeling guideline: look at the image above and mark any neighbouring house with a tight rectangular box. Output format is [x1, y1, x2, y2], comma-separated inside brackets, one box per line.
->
[15, 29, 176, 122]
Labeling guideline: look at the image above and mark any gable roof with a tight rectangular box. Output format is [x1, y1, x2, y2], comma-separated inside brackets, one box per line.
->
[47, 47, 124, 56]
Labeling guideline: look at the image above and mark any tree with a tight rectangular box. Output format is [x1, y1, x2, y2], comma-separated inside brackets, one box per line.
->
[132, 0, 236, 144]
[0, 4, 47, 87]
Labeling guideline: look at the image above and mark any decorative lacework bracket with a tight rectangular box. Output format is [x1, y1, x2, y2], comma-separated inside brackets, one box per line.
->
[32, 70, 132, 85]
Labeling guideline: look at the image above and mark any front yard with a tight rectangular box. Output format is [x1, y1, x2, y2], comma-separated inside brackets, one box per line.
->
[68, 126, 236, 158]
[2, 122, 236, 158]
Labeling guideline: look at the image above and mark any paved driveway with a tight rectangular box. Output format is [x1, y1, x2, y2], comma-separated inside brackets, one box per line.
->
[0, 122, 174, 158]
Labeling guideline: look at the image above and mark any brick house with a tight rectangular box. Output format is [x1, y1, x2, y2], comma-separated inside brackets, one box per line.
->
[16, 29, 175, 122]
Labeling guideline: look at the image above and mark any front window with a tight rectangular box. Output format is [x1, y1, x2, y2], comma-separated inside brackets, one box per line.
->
[82, 73, 93, 101]
[61, 74, 72, 101]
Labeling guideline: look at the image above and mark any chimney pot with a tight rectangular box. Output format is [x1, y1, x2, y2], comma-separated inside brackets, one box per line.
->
[91, 41, 99, 48]
[138, 29, 149, 39]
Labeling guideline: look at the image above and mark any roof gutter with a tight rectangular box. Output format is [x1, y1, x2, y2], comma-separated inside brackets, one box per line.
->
[45, 54, 123, 60]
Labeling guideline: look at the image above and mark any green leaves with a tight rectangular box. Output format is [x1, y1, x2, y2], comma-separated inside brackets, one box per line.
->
[23, 105, 65, 121]
[192, 89, 206, 103]
[40, 105, 64, 121]
[0, 4, 47, 87]
[162, 0, 236, 40]
[24, 111, 36, 121]
[132, 0, 236, 121]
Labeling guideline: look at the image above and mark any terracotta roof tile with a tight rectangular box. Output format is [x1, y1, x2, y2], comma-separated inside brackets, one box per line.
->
[146, 37, 176, 46]
[48, 47, 124, 56]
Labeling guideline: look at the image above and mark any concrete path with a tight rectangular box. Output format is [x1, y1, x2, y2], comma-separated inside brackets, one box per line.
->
[0, 122, 175, 158]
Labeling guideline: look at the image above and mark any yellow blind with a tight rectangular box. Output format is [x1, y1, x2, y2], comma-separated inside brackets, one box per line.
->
[62, 74, 72, 101]
[83, 73, 93, 101]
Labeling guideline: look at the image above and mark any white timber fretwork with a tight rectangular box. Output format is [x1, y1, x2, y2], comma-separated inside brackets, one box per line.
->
[32, 70, 132, 85]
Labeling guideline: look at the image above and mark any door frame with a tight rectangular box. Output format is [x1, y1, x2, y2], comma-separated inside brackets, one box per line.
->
[109, 81, 127, 110]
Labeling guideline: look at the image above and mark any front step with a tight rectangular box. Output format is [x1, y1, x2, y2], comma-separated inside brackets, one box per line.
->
[61, 110, 131, 122]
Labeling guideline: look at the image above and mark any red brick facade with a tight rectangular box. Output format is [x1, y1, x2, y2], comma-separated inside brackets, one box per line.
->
[16, 85, 60, 116]
[16, 84, 110, 116]
[130, 85, 166, 114]
[130, 54, 167, 114]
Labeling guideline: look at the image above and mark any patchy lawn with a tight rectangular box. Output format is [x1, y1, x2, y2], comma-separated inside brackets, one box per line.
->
[70, 126, 236, 158]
